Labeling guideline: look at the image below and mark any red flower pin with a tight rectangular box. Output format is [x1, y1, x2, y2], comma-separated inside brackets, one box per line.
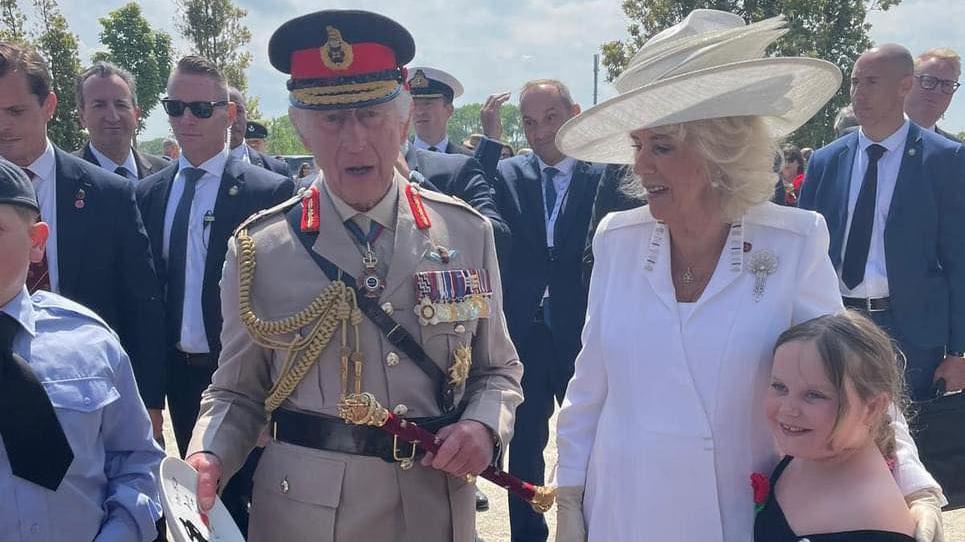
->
[751, 472, 770, 513]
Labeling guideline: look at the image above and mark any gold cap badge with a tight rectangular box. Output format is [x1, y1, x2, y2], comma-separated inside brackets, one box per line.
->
[321, 26, 354, 71]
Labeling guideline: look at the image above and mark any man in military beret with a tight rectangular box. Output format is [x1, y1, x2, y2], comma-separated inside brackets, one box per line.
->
[408, 66, 474, 156]
[186, 10, 522, 542]
[245, 120, 269, 152]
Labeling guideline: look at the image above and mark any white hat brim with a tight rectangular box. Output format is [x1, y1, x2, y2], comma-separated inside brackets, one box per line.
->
[557, 57, 842, 165]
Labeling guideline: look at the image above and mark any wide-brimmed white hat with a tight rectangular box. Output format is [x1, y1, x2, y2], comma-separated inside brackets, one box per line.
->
[557, 13, 842, 165]
[614, 12, 788, 93]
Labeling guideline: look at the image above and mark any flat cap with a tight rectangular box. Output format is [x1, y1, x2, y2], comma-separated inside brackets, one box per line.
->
[0, 157, 38, 212]
[268, 10, 415, 110]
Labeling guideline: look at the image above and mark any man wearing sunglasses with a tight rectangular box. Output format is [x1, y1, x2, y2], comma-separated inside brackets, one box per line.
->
[135, 56, 293, 472]
[905, 48, 962, 142]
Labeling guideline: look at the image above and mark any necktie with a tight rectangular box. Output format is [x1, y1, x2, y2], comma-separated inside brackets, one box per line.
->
[21, 168, 50, 293]
[427, 146, 439, 152]
[842, 144, 887, 289]
[114, 166, 133, 180]
[167, 167, 205, 338]
[543, 167, 560, 220]
[0, 313, 74, 490]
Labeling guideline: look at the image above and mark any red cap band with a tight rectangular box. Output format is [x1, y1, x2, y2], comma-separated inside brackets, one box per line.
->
[291, 43, 398, 79]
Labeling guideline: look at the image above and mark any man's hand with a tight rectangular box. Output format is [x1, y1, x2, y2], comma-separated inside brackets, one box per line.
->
[420, 420, 494, 477]
[186, 452, 223, 512]
[481, 92, 511, 140]
[394, 150, 412, 180]
[908, 488, 945, 542]
[933, 355, 965, 393]
[148, 409, 164, 443]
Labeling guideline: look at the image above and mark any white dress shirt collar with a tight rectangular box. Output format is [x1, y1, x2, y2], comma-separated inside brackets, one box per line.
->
[178, 149, 228, 179]
[536, 155, 578, 176]
[229, 142, 250, 163]
[857, 119, 910, 153]
[88, 143, 138, 179]
[25, 139, 56, 183]
[413, 135, 449, 151]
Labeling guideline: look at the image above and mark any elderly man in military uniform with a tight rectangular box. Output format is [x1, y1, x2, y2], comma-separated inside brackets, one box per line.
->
[186, 10, 523, 542]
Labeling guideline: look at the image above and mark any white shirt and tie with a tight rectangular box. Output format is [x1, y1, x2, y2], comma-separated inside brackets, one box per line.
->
[162, 151, 226, 353]
[23, 141, 60, 291]
[88, 144, 139, 180]
[838, 120, 910, 299]
[537, 156, 577, 300]
[229, 142, 251, 164]
[412, 135, 449, 152]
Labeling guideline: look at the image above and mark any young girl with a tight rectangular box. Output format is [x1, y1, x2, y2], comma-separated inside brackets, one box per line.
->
[755, 311, 918, 541]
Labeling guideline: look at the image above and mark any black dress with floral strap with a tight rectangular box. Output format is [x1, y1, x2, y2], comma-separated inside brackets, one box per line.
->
[754, 456, 916, 542]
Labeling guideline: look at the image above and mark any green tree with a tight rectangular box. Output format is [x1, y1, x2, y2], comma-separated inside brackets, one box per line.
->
[34, 0, 83, 150]
[601, 0, 901, 147]
[137, 135, 167, 155]
[92, 3, 173, 134]
[175, 0, 252, 90]
[448, 102, 525, 151]
[0, 0, 28, 42]
[265, 115, 308, 155]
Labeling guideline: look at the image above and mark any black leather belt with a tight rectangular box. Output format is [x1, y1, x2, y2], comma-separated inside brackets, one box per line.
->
[843, 296, 891, 312]
[272, 406, 464, 463]
[173, 350, 216, 369]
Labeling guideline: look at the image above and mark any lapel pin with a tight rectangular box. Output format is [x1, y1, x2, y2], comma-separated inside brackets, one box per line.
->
[74, 188, 86, 209]
[743, 242, 752, 253]
[907, 148, 917, 157]
[228, 185, 239, 196]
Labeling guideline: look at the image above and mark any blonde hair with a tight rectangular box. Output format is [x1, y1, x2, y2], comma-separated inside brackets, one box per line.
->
[773, 311, 907, 461]
[916, 48, 961, 79]
[623, 116, 779, 221]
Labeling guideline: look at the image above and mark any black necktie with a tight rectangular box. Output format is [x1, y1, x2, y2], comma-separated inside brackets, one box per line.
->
[114, 166, 133, 180]
[167, 167, 205, 338]
[842, 144, 887, 289]
[0, 313, 74, 490]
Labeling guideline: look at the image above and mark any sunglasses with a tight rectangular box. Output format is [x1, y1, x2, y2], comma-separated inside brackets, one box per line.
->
[162, 99, 229, 118]
[914, 74, 961, 95]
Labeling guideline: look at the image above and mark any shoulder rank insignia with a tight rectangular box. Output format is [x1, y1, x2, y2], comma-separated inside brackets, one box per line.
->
[413, 269, 492, 326]
[410, 69, 429, 89]
[301, 185, 321, 232]
[405, 182, 432, 230]
[321, 26, 354, 71]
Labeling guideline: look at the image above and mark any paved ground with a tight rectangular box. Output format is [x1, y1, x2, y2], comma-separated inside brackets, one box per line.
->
[164, 408, 964, 541]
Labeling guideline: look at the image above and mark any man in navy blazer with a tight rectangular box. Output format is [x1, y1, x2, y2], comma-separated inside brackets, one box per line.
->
[0, 41, 167, 435]
[488, 79, 604, 542]
[228, 87, 290, 177]
[799, 43, 965, 402]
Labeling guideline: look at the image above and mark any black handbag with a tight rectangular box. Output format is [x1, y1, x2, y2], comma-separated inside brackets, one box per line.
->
[912, 378, 965, 510]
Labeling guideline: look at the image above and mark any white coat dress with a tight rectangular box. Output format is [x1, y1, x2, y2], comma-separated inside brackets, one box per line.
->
[556, 202, 940, 542]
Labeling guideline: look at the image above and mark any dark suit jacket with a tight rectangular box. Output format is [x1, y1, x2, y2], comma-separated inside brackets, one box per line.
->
[136, 157, 294, 357]
[51, 147, 167, 407]
[445, 140, 473, 157]
[582, 164, 644, 283]
[799, 123, 965, 351]
[247, 146, 290, 177]
[493, 153, 604, 374]
[404, 145, 509, 261]
[935, 125, 962, 143]
[76, 142, 168, 179]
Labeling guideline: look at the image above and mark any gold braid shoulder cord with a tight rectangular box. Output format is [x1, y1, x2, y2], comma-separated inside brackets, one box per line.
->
[235, 226, 364, 414]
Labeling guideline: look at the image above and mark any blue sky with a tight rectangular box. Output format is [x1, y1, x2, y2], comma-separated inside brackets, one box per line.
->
[49, 0, 965, 140]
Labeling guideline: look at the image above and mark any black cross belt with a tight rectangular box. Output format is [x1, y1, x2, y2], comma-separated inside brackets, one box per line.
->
[285, 205, 456, 412]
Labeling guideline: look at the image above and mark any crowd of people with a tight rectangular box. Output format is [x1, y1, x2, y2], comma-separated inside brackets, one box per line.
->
[0, 6, 963, 542]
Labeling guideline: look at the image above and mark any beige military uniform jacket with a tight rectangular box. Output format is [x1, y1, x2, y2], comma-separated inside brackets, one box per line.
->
[187, 173, 523, 542]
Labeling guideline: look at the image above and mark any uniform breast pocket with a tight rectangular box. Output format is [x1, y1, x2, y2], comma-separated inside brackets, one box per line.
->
[43, 376, 120, 456]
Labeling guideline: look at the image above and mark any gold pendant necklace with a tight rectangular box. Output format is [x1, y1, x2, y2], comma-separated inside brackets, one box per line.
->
[681, 266, 696, 285]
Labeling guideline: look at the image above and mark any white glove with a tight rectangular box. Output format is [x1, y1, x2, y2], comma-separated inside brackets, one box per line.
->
[555, 486, 587, 542]
[907, 488, 945, 542]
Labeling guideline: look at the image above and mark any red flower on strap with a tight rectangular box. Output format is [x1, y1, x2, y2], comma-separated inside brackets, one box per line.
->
[751, 472, 770, 513]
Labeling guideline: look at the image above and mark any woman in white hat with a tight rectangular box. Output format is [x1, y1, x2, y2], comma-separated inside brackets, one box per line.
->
[553, 10, 946, 542]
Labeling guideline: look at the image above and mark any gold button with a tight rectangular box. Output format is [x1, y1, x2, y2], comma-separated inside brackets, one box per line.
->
[381, 302, 394, 315]
[386, 352, 400, 367]
[393, 404, 409, 416]
[454, 324, 466, 334]
[280, 477, 289, 494]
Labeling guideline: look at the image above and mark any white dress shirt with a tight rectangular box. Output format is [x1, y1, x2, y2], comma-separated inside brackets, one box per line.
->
[162, 151, 227, 353]
[413, 135, 449, 152]
[229, 142, 251, 164]
[536, 156, 577, 249]
[88, 143, 138, 180]
[25, 141, 60, 292]
[839, 120, 910, 298]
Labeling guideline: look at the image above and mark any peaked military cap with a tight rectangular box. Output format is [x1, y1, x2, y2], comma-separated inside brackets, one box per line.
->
[268, 10, 415, 110]
[246, 120, 269, 139]
[0, 157, 38, 212]
[408, 67, 464, 102]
